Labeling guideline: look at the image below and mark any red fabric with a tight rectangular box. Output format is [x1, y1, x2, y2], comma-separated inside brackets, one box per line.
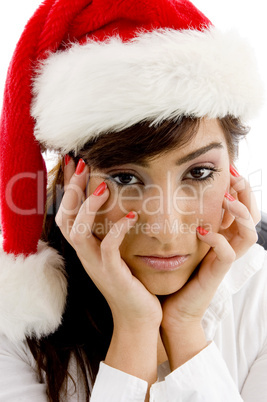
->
[0, 0, 211, 257]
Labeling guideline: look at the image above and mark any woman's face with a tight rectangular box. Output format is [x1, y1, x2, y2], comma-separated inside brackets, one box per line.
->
[88, 119, 231, 295]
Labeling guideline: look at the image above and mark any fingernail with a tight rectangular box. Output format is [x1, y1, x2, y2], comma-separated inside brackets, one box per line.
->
[93, 182, 107, 196]
[64, 154, 71, 166]
[224, 192, 235, 202]
[196, 226, 209, 236]
[75, 159, 85, 175]
[126, 211, 136, 219]
[230, 165, 240, 177]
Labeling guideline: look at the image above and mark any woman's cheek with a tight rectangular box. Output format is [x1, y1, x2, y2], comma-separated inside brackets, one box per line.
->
[173, 181, 227, 231]
[92, 186, 143, 239]
[200, 186, 227, 231]
[93, 202, 122, 241]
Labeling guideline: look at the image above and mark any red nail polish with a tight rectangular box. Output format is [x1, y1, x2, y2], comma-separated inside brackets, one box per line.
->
[230, 165, 240, 177]
[224, 192, 235, 201]
[196, 226, 209, 236]
[64, 154, 71, 166]
[93, 182, 107, 196]
[75, 159, 85, 175]
[126, 211, 136, 219]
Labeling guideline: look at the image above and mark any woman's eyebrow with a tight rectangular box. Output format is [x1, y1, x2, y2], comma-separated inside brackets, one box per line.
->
[175, 142, 224, 166]
[128, 141, 224, 169]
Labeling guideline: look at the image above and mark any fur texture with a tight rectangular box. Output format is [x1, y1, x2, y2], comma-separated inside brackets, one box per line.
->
[0, 239, 67, 342]
[31, 27, 263, 154]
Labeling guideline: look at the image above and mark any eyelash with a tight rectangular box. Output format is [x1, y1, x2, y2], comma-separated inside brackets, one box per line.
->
[184, 166, 222, 183]
[107, 172, 141, 187]
[107, 166, 221, 187]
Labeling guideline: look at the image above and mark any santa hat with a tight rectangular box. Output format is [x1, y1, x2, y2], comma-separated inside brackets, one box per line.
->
[0, 0, 262, 342]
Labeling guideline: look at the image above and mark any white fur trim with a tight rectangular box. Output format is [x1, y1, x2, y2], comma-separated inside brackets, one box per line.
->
[0, 239, 67, 342]
[31, 27, 263, 154]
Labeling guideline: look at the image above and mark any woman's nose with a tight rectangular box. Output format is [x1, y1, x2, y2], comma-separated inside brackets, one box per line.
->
[138, 188, 195, 244]
[141, 212, 181, 243]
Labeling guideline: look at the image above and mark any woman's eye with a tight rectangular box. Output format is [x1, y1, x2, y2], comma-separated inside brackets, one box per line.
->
[184, 167, 217, 181]
[110, 173, 141, 186]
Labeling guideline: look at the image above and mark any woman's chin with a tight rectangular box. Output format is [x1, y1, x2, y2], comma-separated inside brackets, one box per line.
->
[138, 275, 189, 296]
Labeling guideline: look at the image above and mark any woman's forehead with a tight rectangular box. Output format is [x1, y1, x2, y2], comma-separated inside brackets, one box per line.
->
[128, 120, 227, 167]
[81, 117, 230, 170]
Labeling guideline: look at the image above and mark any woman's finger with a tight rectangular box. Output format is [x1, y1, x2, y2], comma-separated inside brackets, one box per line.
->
[63, 155, 75, 187]
[70, 181, 110, 263]
[196, 228, 236, 286]
[222, 193, 258, 257]
[55, 158, 89, 239]
[230, 170, 261, 225]
[100, 211, 138, 273]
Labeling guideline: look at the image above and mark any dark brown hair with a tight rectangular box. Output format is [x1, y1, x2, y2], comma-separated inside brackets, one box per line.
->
[27, 116, 249, 401]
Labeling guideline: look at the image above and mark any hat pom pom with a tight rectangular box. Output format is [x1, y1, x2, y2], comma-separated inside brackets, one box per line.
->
[0, 238, 67, 342]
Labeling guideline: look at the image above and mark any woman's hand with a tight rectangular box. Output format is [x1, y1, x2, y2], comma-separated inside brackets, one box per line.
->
[56, 157, 162, 329]
[160, 169, 260, 369]
[55, 158, 161, 387]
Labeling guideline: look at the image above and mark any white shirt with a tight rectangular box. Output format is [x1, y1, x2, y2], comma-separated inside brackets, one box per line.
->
[0, 243, 266, 401]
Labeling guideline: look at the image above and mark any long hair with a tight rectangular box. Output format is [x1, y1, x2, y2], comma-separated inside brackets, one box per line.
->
[27, 116, 248, 401]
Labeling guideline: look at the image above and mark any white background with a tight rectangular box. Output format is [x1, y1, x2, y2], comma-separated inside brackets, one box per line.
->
[0, 0, 266, 212]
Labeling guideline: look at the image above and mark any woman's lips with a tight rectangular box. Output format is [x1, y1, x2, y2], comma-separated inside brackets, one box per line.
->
[137, 255, 189, 271]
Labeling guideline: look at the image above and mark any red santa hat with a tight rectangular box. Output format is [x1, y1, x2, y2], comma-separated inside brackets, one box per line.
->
[0, 0, 262, 341]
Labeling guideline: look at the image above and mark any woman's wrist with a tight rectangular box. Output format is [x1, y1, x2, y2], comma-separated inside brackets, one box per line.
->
[105, 325, 159, 384]
[161, 321, 208, 371]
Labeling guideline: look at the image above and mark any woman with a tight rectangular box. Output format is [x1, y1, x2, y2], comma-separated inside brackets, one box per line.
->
[0, 0, 266, 401]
